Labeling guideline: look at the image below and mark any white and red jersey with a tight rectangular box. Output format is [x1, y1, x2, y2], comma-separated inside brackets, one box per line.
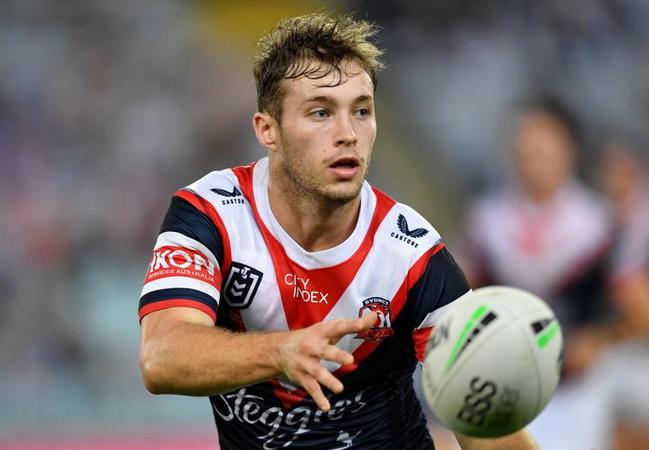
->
[464, 180, 613, 331]
[140, 157, 470, 449]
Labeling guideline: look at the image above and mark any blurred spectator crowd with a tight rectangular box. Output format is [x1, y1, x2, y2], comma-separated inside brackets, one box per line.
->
[1, 1, 649, 449]
[0, 0, 258, 433]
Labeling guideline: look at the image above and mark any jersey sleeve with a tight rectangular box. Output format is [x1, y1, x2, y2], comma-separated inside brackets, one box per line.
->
[139, 196, 224, 323]
[408, 246, 471, 361]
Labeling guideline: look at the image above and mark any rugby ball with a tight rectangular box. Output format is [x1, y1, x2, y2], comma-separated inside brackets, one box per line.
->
[421, 286, 563, 438]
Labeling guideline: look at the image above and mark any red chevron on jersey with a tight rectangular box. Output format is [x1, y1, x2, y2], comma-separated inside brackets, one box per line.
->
[234, 164, 396, 330]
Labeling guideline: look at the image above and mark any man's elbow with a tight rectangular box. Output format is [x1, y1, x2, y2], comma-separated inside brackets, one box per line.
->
[140, 347, 169, 395]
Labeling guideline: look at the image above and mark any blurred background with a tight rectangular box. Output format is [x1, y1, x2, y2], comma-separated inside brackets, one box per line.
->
[2, 0, 649, 449]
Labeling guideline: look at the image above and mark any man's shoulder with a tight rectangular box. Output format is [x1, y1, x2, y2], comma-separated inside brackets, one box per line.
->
[182, 163, 253, 198]
[372, 188, 443, 254]
[166, 163, 257, 234]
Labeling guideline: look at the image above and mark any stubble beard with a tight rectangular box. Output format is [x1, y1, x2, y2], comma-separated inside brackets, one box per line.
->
[278, 137, 368, 209]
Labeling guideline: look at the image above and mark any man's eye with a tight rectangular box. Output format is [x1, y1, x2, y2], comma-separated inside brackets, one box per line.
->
[311, 110, 329, 119]
[355, 108, 371, 118]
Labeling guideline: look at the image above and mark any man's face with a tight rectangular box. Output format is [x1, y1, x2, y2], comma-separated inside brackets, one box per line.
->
[515, 111, 575, 201]
[272, 58, 376, 205]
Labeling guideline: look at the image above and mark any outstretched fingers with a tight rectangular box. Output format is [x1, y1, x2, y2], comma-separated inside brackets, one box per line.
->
[312, 363, 344, 394]
[301, 375, 332, 412]
[324, 312, 378, 342]
[320, 345, 354, 366]
[278, 313, 379, 411]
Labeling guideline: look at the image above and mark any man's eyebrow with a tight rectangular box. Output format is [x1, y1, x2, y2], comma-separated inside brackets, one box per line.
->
[355, 94, 373, 103]
[303, 94, 373, 104]
[303, 95, 334, 104]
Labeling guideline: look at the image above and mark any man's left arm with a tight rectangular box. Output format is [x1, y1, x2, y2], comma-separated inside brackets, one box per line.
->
[455, 429, 541, 450]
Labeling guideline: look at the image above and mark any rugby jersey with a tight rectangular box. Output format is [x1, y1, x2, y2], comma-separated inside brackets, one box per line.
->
[464, 181, 613, 330]
[140, 157, 470, 449]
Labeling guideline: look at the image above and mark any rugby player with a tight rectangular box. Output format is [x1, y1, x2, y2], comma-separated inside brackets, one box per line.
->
[139, 12, 539, 449]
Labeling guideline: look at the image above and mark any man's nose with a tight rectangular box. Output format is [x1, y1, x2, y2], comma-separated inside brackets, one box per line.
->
[334, 115, 358, 146]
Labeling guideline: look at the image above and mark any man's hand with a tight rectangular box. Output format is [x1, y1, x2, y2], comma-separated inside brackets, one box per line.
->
[273, 312, 378, 412]
[455, 429, 540, 450]
[563, 327, 607, 377]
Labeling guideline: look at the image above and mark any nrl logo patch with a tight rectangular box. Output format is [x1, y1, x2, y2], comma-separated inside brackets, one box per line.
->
[356, 297, 395, 342]
[222, 262, 263, 309]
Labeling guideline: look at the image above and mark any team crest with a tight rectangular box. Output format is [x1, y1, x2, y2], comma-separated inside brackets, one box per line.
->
[356, 297, 395, 342]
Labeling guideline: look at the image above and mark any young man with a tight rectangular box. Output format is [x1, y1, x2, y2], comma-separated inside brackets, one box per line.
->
[139, 13, 539, 449]
[463, 97, 612, 349]
[462, 97, 611, 449]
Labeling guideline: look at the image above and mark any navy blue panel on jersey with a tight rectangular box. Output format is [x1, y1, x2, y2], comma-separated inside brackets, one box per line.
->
[139, 288, 218, 315]
[160, 196, 224, 265]
[405, 247, 470, 329]
[211, 372, 435, 450]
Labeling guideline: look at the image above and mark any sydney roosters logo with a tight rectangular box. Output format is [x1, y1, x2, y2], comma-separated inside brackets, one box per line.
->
[211, 186, 245, 205]
[356, 297, 394, 342]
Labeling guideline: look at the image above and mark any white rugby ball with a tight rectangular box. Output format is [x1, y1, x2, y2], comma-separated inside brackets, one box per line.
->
[421, 286, 563, 438]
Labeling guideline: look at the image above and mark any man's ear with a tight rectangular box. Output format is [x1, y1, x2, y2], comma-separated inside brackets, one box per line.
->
[253, 112, 279, 151]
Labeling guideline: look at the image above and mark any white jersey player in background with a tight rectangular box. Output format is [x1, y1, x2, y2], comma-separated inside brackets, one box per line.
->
[138, 13, 540, 450]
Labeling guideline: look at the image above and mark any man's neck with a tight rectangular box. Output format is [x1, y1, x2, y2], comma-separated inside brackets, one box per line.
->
[267, 179, 361, 253]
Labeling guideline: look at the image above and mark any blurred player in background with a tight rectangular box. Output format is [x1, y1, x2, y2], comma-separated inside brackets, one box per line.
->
[576, 138, 649, 450]
[462, 96, 617, 449]
[462, 96, 649, 449]
[600, 138, 649, 339]
[463, 96, 613, 336]
[534, 136, 649, 450]
[138, 12, 539, 450]
[564, 137, 649, 378]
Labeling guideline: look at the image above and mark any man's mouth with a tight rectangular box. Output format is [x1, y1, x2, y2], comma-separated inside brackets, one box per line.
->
[330, 157, 360, 169]
[329, 157, 361, 179]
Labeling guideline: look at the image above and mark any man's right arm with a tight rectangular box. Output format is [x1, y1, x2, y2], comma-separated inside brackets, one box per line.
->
[140, 193, 376, 411]
[139, 306, 377, 412]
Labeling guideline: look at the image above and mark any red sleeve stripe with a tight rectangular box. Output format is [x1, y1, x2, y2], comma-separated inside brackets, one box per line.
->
[391, 241, 445, 319]
[174, 189, 232, 275]
[413, 326, 434, 362]
[138, 299, 217, 322]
